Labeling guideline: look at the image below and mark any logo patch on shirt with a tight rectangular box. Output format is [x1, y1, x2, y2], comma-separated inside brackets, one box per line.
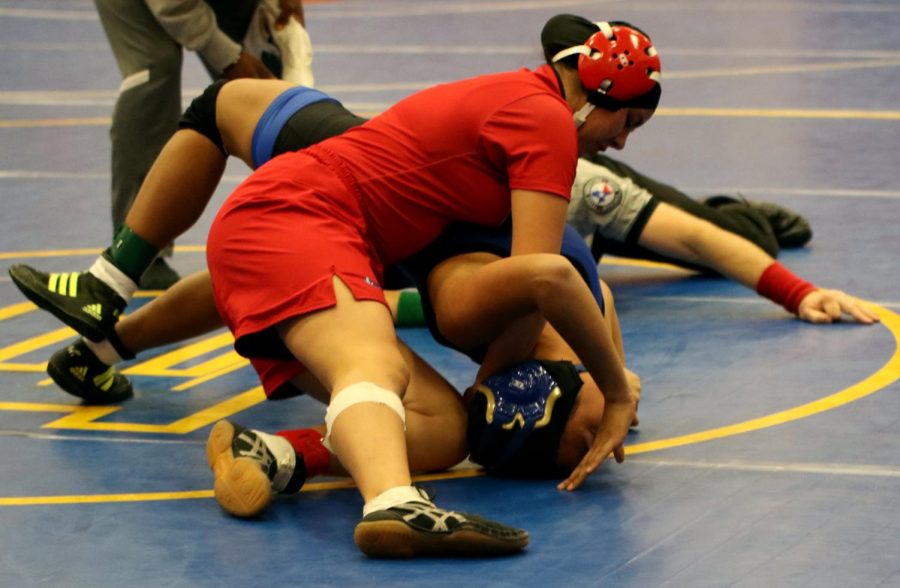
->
[583, 176, 623, 215]
[363, 276, 381, 289]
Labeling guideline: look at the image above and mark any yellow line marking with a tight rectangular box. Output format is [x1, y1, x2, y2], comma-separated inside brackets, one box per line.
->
[161, 387, 266, 434]
[171, 360, 249, 391]
[0, 301, 38, 320]
[0, 325, 74, 362]
[627, 304, 900, 455]
[0, 245, 206, 259]
[0, 117, 109, 128]
[0, 468, 483, 506]
[0, 401, 76, 412]
[39, 386, 266, 433]
[0, 363, 48, 373]
[601, 256, 693, 272]
[0, 248, 102, 258]
[0, 302, 259, 428]
[664, 58, 900, 82]
[124, 332, 235, 377]
[0, 490, 212, 506]
[657, 107, 900, 120]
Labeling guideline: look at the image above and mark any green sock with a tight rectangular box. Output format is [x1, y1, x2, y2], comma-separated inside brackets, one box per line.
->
[102, 225, 160, 283]
[395, 290, 426, 327]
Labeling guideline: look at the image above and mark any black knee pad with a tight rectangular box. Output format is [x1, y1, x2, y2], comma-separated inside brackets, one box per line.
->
[178, 79, 228, 155]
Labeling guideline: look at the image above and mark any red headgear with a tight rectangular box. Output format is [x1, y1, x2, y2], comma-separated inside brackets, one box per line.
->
[552, 22, 661, 102]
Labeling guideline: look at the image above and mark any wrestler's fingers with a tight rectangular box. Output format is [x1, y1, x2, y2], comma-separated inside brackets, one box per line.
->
[842, 299, 880, 324]
[557, 447, 609, 491]
[822, 296, 843, 320]
[799, 307, 833, 324]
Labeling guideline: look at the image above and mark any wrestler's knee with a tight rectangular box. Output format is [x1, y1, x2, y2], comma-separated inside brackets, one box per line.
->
[178, 79, 228, 155]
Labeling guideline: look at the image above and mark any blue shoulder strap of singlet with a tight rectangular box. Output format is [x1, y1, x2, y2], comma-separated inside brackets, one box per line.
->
[561, 225, 605, 315]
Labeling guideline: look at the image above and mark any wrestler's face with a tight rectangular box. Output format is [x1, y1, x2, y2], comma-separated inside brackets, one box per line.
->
[555, 375, 606, 471]
[576, 106, 654, 156]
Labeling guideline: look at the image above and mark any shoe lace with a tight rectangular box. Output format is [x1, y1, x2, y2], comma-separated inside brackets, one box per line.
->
[396, 501, 467, 532]
[233, 431, 276, 479]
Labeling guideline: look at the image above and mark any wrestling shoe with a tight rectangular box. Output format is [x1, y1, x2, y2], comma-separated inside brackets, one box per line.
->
[8, 265, 125, 342]
[750, 201, 813, 248]
[46, 338, 133, 404]
[354, 496, 529, 558]
[703, 195, 812, 248]
[206, 420, 307, 518]
[139, 258, 180, 290]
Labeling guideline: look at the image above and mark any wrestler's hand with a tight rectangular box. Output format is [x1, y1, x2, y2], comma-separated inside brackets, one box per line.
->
[797, 289, 879, 325]
[557, 394, 636, 492]
[276, 0, 305, 27]
[625, 368, 641, 427]
[223, 52, 277, 80]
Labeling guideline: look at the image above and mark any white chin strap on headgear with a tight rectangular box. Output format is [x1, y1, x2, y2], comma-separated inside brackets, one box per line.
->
[551, 23, 613, 128]
[552, 42, 598, 127]
[572, 102, 595, 128]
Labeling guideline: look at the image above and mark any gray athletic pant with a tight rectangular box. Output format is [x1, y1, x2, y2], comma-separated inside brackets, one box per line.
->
[587, 154, 780, 271]
[93, 0, 263, 237]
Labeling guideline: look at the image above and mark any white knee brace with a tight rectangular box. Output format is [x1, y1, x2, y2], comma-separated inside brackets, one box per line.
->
[323, 382, 405, 451]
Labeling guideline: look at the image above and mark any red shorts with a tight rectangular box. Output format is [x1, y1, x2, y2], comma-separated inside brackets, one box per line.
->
[250, 356, 305, 398]
[207, 150, 388, 361]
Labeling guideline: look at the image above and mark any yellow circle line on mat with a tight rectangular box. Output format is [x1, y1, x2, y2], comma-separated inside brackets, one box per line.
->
[0, 470, 484, 506]
[627, 303, 900, 454]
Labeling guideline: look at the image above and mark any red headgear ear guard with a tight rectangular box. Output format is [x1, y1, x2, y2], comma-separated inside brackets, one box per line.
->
[552, 22, 661, 102]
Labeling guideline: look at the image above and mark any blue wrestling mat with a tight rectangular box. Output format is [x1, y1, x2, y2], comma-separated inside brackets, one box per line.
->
[1, 1, 899, 586]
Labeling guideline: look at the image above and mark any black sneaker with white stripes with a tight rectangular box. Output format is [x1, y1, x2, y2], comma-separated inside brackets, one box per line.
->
[354, 499, 529, 558]
[206, 420, 307, 518]
[8, 265, 126, 341]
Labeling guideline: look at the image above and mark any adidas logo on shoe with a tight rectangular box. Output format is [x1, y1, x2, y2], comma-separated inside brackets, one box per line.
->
[8, 264, 126, 342]
[47, 339, 133, 403]
[70, 366, 88, 382]
[82, 303, 103, 320]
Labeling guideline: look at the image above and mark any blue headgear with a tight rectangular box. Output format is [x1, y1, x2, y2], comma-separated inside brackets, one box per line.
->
[467, 360, 583, 477]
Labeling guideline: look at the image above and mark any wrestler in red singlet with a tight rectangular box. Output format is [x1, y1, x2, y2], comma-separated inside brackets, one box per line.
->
[208, 64, 578, 366]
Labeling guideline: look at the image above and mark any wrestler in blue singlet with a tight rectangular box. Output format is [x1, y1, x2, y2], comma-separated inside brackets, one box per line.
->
[396, 220, 603, 363]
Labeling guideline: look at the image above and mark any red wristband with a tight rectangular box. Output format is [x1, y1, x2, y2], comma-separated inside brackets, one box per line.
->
[755, 262, 817, 314]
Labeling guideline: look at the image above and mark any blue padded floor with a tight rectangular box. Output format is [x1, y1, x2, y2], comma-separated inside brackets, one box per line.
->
[1, 1, 899, 586]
